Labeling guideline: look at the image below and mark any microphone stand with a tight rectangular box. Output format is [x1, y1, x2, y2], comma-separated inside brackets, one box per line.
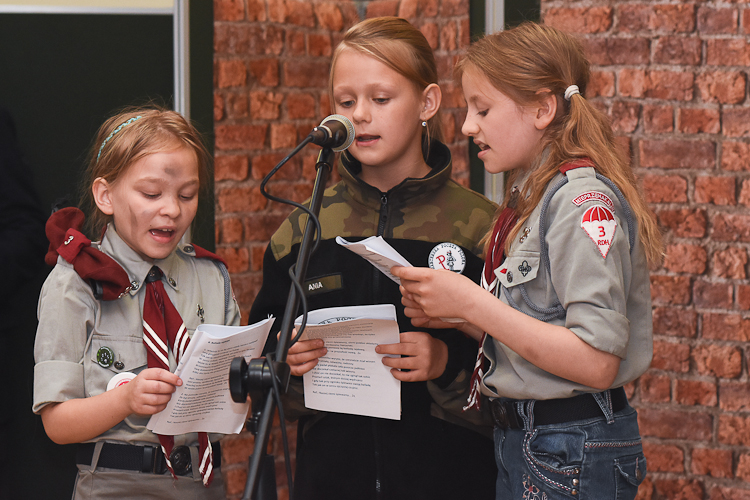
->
[241, 146, 336, 500]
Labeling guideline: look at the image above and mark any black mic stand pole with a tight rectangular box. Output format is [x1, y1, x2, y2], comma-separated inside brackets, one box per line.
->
[241, 147, 336, 500]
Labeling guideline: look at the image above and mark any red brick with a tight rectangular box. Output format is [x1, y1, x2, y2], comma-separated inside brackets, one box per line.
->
[439, 21, 458, 52]
[723, 107, 750, 137]
[214, 0, 247, 21]
[216, 59, 247, 88]
[420, 22, 439, 50]
[459, 18, 470, 49]
[719, 414, 750, 446]
[250, 91, 283, 120]
[214, 24, 265, 55]
[710, 486, 750, 500]
[639, 140, 715, 170]
[697, 7, 739, 34]
[285, 94, 316, 121]
[283, 61, 330, 88]
[643, 442, 684, 472]
[245, 214, 290, 242]
[308, 33, 332, 57]
[640, 373, 671, 403]
[251, 153, 301, 181]
[218, 217, 244, 244]
[250, 243, 265, 272]
[643, 105, 674, 134]
[652, 307, 698, 338]
[263, 25, 285, 56]
[738, 454, 750, 482]
[215, 124, 268, 150]
[691, 448, 733, 478]
[664, 243, 706, 273]
[230, 273, 264, 311]
[215, 155, 249, 182]
[738, 284, 750, 310]
[638, 407, 712, 440]
[711, 213, 750, 242]
[706, 38, 750, 66]
[439, 0, 466, 17]
[544, 7, 613, 34]
[722, 141, 750, 171]
[214, 93, 225, 122]
[366, 0, 399, 18]
[744, 9, 750, 35]
[397, 0, 418, 19]
[653, 479, 704, 500]
[249, 59, 280, 87]
[285, 1, 314, 27]
[649, 4, 696, 32]
[713, 246, 748, 279]
[217, 246, 250, 273]
[287, 29, 305, 57]
[651, 275, 692, 305]
[693, 344, 743, 379]
[651, 340, 691, 372]
[739, 179, 750, 207]
[719, 382, 750, 412]
[246, 0, 266, 21]
[695, 176, 736, 205]
[313, 3, 343, 31]
[217, 186, 268, 213]
[644, 175, 687, 203]
[587, 71, 615, 98]
[225, 92, 249, 119]
[675, 379, 717, 407]
[657, 208, 708, 238]
[653, 36, 702, 65]
[678, 108, 721, 135]
[620, 70, 694, 101]
[610, 101, 640, 133]
[270, 123, 298, 149]
[702, 313, 750, 342]
[617, 4, 649, 32]
[693, 281, 733, 309]
[582, 37, 650, 66]
[697, 71, 746, 105]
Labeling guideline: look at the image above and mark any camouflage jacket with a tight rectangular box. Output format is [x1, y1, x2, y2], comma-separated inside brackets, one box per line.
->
[248, 141, 497, 435]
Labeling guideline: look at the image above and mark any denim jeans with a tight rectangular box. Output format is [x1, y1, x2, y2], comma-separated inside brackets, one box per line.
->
[493, 403, 646, 500]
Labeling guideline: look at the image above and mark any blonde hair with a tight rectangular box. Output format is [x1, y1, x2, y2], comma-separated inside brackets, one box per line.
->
[456, 23, 663, 263]
[329, 16, 443, 158]
[81, 105, 211, 238]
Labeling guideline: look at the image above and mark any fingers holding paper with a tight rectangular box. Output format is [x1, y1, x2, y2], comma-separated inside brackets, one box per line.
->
[375, 331, 448, 382]
[286, 330, 327, 376]
[125, 367, 182, 416]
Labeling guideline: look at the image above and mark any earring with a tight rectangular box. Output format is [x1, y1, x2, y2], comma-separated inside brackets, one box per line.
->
[421, 121, 427, 127]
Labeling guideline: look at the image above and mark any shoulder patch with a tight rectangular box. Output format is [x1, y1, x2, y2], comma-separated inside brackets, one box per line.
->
[572, 191, 614, 209]
[580, 205, 617, 259]
[428, 243, 466, 273]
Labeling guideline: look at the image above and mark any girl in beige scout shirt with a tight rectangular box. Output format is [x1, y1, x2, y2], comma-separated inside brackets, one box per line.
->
[33, 107, 240, 499]
[394, 23, 663, 500]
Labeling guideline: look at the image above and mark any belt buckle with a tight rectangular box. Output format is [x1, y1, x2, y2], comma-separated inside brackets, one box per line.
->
[491, 399, 511, 429]
[169, 445, 192, 476]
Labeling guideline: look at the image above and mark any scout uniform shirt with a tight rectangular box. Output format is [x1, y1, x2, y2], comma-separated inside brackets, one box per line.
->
[33, 223, 241, 447]
[481, 166, 653, 401]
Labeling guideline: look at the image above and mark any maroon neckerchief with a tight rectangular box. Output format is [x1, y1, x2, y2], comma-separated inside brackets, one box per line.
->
[46, 207, 225, 486]
[464, 159, 593, 412]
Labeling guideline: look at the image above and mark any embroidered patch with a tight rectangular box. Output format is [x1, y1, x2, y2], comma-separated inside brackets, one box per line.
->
[522, 474, 548, 500]
[428, 243, 466, 273]
[572, 191, 614, 209]
[518, 260, 532, 276]
[581, 204, 617, 258]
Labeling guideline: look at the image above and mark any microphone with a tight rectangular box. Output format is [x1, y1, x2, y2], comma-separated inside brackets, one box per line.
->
[308, 114, 355, 152]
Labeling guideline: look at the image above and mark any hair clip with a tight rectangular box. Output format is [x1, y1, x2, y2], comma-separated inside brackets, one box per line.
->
[96, 115, 143, 162]
[564, 85, 580, 101]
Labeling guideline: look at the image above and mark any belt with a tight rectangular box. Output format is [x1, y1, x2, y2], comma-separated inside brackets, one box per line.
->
[76, 441, 221, 476]
[490, 387, 628, 429]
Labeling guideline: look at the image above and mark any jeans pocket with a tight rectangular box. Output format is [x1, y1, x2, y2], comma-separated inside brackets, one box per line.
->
[614, 453, 647, 500]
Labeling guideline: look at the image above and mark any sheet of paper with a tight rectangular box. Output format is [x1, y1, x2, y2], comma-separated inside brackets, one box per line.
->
[296, 305, 401, 420]
[336, 236, 412, 285]
[147, 317, 274, 435]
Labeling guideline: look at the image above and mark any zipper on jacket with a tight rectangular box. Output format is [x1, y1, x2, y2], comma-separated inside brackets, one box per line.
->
[377, 193, 389, 236]
[373, 193, 387, 499]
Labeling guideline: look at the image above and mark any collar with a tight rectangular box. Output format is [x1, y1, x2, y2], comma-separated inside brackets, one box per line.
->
[337, 140, 453, 210]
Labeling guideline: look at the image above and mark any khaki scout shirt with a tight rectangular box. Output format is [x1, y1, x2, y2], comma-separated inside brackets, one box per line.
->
[481, 167, 653, 400]
[33, 224, 241, 446]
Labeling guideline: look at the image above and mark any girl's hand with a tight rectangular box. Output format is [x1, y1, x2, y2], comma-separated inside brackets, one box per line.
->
[286, 329, 327, 376]
[375, 331, 448, 382]
[400, 288, 463, 330]
[393, 266, 478, 321]
[124, 368, 182, 416]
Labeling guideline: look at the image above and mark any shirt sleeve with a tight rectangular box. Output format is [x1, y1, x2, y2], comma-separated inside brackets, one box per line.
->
[545, 178, 633, 358]
[33, 262, 97, 413]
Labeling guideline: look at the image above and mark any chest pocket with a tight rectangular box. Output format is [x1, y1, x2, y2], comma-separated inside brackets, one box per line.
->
[495, 251, 540, 289]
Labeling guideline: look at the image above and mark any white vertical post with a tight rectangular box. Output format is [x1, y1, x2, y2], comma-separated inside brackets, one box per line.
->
[484, 0, 505, 204]
[173, 0, 190, 118]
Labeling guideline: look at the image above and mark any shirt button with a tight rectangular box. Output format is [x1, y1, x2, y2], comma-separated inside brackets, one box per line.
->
[168, 277, 177, 287]
[183, 245, 194, 253]
[114, 360, 125, 370]
[571, 489, 578, 496]
[572, 478, 579, 486]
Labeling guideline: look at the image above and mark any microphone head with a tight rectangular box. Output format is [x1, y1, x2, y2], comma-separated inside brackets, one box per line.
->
[321, 114, 355, 152]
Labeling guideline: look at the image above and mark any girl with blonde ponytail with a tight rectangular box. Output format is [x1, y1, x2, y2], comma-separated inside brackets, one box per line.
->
[393, 22, 660, 500]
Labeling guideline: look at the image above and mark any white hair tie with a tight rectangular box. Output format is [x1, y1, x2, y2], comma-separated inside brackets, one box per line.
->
[564, 85, 580, 101]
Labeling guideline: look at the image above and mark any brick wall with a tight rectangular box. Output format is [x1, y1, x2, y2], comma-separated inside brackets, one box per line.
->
[212, 1, 472, 497]
[544, 1, 750, 499]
